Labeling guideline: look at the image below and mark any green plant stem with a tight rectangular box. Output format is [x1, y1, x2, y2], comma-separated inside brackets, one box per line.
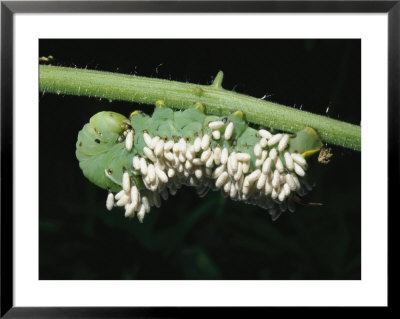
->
[39, 65, 361, 151]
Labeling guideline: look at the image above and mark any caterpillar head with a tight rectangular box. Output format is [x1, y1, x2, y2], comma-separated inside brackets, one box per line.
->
[90, 111, 131, 137]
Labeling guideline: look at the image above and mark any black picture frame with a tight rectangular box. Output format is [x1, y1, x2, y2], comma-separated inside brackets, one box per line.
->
[1, 1, 396, 317]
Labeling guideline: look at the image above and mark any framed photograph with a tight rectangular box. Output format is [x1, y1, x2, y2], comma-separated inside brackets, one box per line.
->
[1, 0, 395, 317]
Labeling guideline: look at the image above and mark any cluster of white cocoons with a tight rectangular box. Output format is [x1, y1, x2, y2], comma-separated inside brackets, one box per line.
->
[106, 121, 310, 222]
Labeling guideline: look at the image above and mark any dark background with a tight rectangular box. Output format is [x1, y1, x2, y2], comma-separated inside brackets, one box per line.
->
[39, 39, 361, 280]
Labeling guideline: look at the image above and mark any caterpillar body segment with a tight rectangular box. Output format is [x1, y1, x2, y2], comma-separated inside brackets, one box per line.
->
[76, 103, 323, 222]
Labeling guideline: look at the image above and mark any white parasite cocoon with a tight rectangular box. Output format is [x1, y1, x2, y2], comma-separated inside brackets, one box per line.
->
[150, 136, 160, 150]
[116, 193, 130, 207]
[172, 142, 180, 155]
[278, 134, 289, 152]
[212, 164, 225, 179]
[195, 168, 203, 179]
[192, 158, 202, 166]
[269, 148, 278, 160]
[186, 149, 194, 161]
[206, 154, 214, 168]
[229, 152, 238, 171]
[262, 158, 272, 174]
[264, 180, 272, 195]
[230, 185, 237, 198]
[140, 158, 148, 175]
[106, 192, 114, 211]
[154, 140, 164, 157]
[178, 153, 186, 163]
[212, 130, 221, 140]
[275, 157, 284, 173]
[261, 150, 268, 160]
[164, 151, 174, 162]
[178, 138, 187, 154]
[143, 132, 152, 148]
[284, 152, 294, 171]
[133, 156, 141, 171]
[268, 133, 283, 146]
[114, 190, 124, 201]
[167, 168, 175, 178]
[131, 186, 139, 206]
[200, 149, 212, 163]
[144, 147, 157, 162]
[224, 180, 232, 193]
[247, 169, 261, 185]
[124, 203, 136, 217]
[185, 160, 192, 170]
[209, 121, 224, 130]
[283, 183, 291, 196]
[155, 166, 168, 183]
[294, 162, 306, 177]
[194, 137, 201, 152]
[285, 174, 297, 191]
[242, 162, 250, 174]
[224, 122, 234, 140]
[236, 153, 251, 162]
[272, 170, 280, 189]
[147, 164, 156, 183]
[125, 130, 133, 151]
[221, 148, 229, 165]
[255, 158, 263, 167]
[278, 189, 286, 202]
[271, 188, 278, 200]
[259, 129, 272, 139]
[259, 137, 268, 148]
[164, 140, 174, 151]
[122, 172, 130, 193]
[258, 150, 267, 166]
[242, 182, 250, 194]
[256, 173, 267, 190]
[137, 205, 146, 223]
[233, 162, 243, 181]
[201, 134, 210, 150]
[142, 196, 150, 213]
[291, 173, 301, 190]
[291, 153, 307, 168]
[253, 144, 262, 157]
[213, 147, 222, 165]
[215, 171, 229, 188]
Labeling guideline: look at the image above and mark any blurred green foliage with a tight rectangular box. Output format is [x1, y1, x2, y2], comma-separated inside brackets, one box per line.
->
[39, 39, 360, 280]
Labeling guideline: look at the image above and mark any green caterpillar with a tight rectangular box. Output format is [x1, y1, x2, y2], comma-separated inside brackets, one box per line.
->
[76, 101, 323, 222]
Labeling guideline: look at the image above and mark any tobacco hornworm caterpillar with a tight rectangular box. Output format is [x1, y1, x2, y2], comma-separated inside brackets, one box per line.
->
[76, 101, 323, 222]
